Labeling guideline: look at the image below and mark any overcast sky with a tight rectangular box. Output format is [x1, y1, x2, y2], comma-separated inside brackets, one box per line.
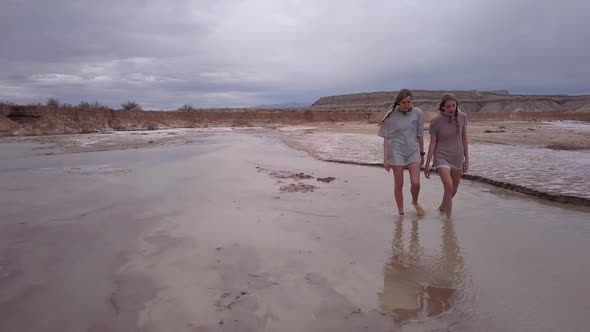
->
[1, 0, 589, 109]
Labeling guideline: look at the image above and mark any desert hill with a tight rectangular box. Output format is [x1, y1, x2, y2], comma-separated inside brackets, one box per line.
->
[312, 90, 590, 113]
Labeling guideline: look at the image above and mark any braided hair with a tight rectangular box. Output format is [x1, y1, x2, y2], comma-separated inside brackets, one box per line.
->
[378, 89, 413, 126]
[439, 93, 460, 135]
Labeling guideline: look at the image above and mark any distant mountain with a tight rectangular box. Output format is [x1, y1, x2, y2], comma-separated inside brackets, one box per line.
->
[311, 90, 590, 113]
[255, 101, 310, 108]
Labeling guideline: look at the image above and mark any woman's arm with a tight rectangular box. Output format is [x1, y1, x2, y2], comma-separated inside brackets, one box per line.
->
[424, 136, 437, 179]
[462, 134, 469, 173]
[383, 138, 391, 172]
[418, 135, 425, 166]
[462, 113, 469, 173]
[417, 110, 425, 166]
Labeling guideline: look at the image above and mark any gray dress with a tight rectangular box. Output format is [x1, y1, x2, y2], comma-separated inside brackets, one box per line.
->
[378, 107, 424, 166]
[429, 112, 467, 170]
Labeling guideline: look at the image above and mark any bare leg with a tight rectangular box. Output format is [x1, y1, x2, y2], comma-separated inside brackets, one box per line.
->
[438, 168, 454, 219]
[451, 169, 463, 197]
[392, 166, 405, 214]
[438, 170, 462, 215]
[407, 163, 424, 216]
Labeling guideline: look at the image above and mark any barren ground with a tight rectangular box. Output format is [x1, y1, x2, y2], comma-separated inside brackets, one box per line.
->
[1, 120, 588, 154]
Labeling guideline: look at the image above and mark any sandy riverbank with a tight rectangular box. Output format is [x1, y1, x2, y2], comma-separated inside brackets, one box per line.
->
[294, 120, 590, 150]
[1, 120, 589, 155]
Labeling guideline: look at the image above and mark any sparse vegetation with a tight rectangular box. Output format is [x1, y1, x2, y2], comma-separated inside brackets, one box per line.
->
[46, 98, 60, 107]
[466, 112, 588, 122]
[78, 101, 111, 110]
[78, 101, 92, 108]
[178, 104, 196, 112]
[0, 100, 16, 106]
[545, 143, 586, 150]
[121, 101, 141, 111]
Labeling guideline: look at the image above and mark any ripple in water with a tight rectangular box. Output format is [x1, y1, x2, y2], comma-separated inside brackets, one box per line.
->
[288, 132, 590, 200]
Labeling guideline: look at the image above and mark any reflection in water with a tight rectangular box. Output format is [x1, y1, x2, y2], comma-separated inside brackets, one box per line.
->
[379, 216, 467, 324]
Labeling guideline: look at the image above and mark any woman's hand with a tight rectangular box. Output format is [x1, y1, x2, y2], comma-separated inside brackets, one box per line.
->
[424, 165, 431, 179]
[463, 160, 469, 173]
[384, 160, 391, 172]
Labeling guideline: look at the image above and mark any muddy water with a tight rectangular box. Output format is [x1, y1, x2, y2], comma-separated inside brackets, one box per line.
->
[375, 193, 590, 331]
[1, 130, 589, 331]
[284, 131, 590, 201]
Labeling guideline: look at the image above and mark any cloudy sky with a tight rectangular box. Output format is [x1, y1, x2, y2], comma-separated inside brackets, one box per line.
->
[1, 0, 589, 109]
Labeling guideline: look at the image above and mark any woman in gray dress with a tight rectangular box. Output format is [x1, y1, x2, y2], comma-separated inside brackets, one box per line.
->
[424, 93, 470, 219]
[378, 89, 425, 216]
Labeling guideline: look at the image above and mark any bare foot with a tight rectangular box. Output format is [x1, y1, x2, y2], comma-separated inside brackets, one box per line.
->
[413, 203, 425, 216]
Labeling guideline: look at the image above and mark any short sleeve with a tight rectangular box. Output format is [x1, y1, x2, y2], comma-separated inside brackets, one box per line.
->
[378, 118, 389, 139]
[429, 118, 438, 139]
[416, 110, 424, 137]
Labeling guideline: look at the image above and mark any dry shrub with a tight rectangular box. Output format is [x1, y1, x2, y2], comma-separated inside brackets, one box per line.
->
[178, 104, 196, 112]
[545, 143, 588, 150]
[466, 111, 590, 122]
[78, 101, 112, 110]
[121, 101, 140, 110]
[46, 98, 60, 107]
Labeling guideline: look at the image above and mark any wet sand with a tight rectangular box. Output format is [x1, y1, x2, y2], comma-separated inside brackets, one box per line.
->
[280, 121, 590, 204]
[1, 129, 590, 331]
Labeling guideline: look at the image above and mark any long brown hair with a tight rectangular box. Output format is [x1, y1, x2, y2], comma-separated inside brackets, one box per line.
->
[439, 93, 460, 134]
[378, 89, 413, 125]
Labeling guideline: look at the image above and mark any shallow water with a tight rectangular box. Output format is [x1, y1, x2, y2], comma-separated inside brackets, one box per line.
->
[544, 120, 590, 133]
[1, 130, 589, 331]
[376, 194, 590, 332]
[286, 131, 590, 200]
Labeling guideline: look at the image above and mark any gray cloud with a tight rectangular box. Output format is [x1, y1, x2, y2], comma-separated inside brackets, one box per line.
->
[1, 0, 589, 108]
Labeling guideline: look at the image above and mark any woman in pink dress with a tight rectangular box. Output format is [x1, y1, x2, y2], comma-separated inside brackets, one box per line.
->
[424, 93, 470, 219]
